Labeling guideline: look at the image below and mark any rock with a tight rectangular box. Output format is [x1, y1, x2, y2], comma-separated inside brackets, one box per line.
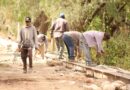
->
[84, 84, 101, 90]
[59, 73, 64, 76]
[85, 78, 94, 83]
[101, 81, 113, 90]
[47, 60, 63, 66]
[111, 80, 126, 90]
[120, 86, 127, 90]
[73, 66, 83, 72]
[101, 80, 127, 90]
[68, 81, 76, 85]
[65, 63, 73, 69]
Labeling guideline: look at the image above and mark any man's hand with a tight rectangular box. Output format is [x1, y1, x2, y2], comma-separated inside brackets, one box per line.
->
[51, 34, 53, 38]
[50, 32, 53, 38]
[101, 50, 105, 54]
[17, 45, 21, 52]
[35, 47, 39, 50]
[96, 52, 101, 57]
[17, 48, 21, 52]
[45, 50, 47, 53]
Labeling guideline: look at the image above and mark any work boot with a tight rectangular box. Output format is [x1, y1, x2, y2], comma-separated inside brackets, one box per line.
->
[23, 68, 27, 73]
[86, 61, 92, 66]
[28, 68, 33, 73]
[58, 56, 64, 60]
[86, 62, 97, 67]
[69, 59, 75, 63]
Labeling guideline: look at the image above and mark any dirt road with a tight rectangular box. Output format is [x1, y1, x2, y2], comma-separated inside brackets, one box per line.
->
[0, 37, 98, 90]
[0, 59, 97, 90]
[0, 38, 129, 90]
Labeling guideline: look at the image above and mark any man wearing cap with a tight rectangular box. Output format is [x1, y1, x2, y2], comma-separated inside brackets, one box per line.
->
[18, 17, 38, 73]
[50, 13, 69, 59]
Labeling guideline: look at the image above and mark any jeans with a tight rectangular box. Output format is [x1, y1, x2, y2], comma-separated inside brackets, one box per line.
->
[80, 35, 92, 65]
[62, 34, 75, 61]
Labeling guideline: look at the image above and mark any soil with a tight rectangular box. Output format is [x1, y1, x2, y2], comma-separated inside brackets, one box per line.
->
[0, 37, 129, 90]
[0, 50, 98, 90]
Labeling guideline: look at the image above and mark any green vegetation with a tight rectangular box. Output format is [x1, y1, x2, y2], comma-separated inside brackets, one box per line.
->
[0, 0, 130, 70]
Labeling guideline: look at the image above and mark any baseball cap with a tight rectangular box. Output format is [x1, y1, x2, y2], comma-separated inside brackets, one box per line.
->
[59, 13, 65, 18]
[25, 17, 31, 22]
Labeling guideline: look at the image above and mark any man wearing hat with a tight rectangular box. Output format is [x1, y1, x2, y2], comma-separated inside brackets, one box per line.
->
[50, 13, 69, 59]
[18, 17, 38, 73]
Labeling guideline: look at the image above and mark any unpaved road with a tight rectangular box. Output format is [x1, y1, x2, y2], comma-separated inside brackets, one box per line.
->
[0, 38, 129, 90]
[0, 48, 107, 90]
[0, 60, 98, 90]
[0, 37, 101, 90]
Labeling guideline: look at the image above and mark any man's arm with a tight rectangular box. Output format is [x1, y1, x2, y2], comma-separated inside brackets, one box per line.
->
[50, 21, 56, 38]
[33, 27, 38, 49]
[64, 21, 69, 31]
[96, 40, 104, 53]
[17, 29, 23, 52]
[94, 35, 104, 55]
[18, 29, 23, 49]
[44, 36, 48, 53]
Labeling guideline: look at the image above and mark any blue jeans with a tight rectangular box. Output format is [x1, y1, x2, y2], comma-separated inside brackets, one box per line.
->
[62, 34, 75, 61]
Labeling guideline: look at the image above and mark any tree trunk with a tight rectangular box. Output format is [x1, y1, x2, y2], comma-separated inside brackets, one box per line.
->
[84, 2, 106, 28]
[33, 11, 49, 34]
